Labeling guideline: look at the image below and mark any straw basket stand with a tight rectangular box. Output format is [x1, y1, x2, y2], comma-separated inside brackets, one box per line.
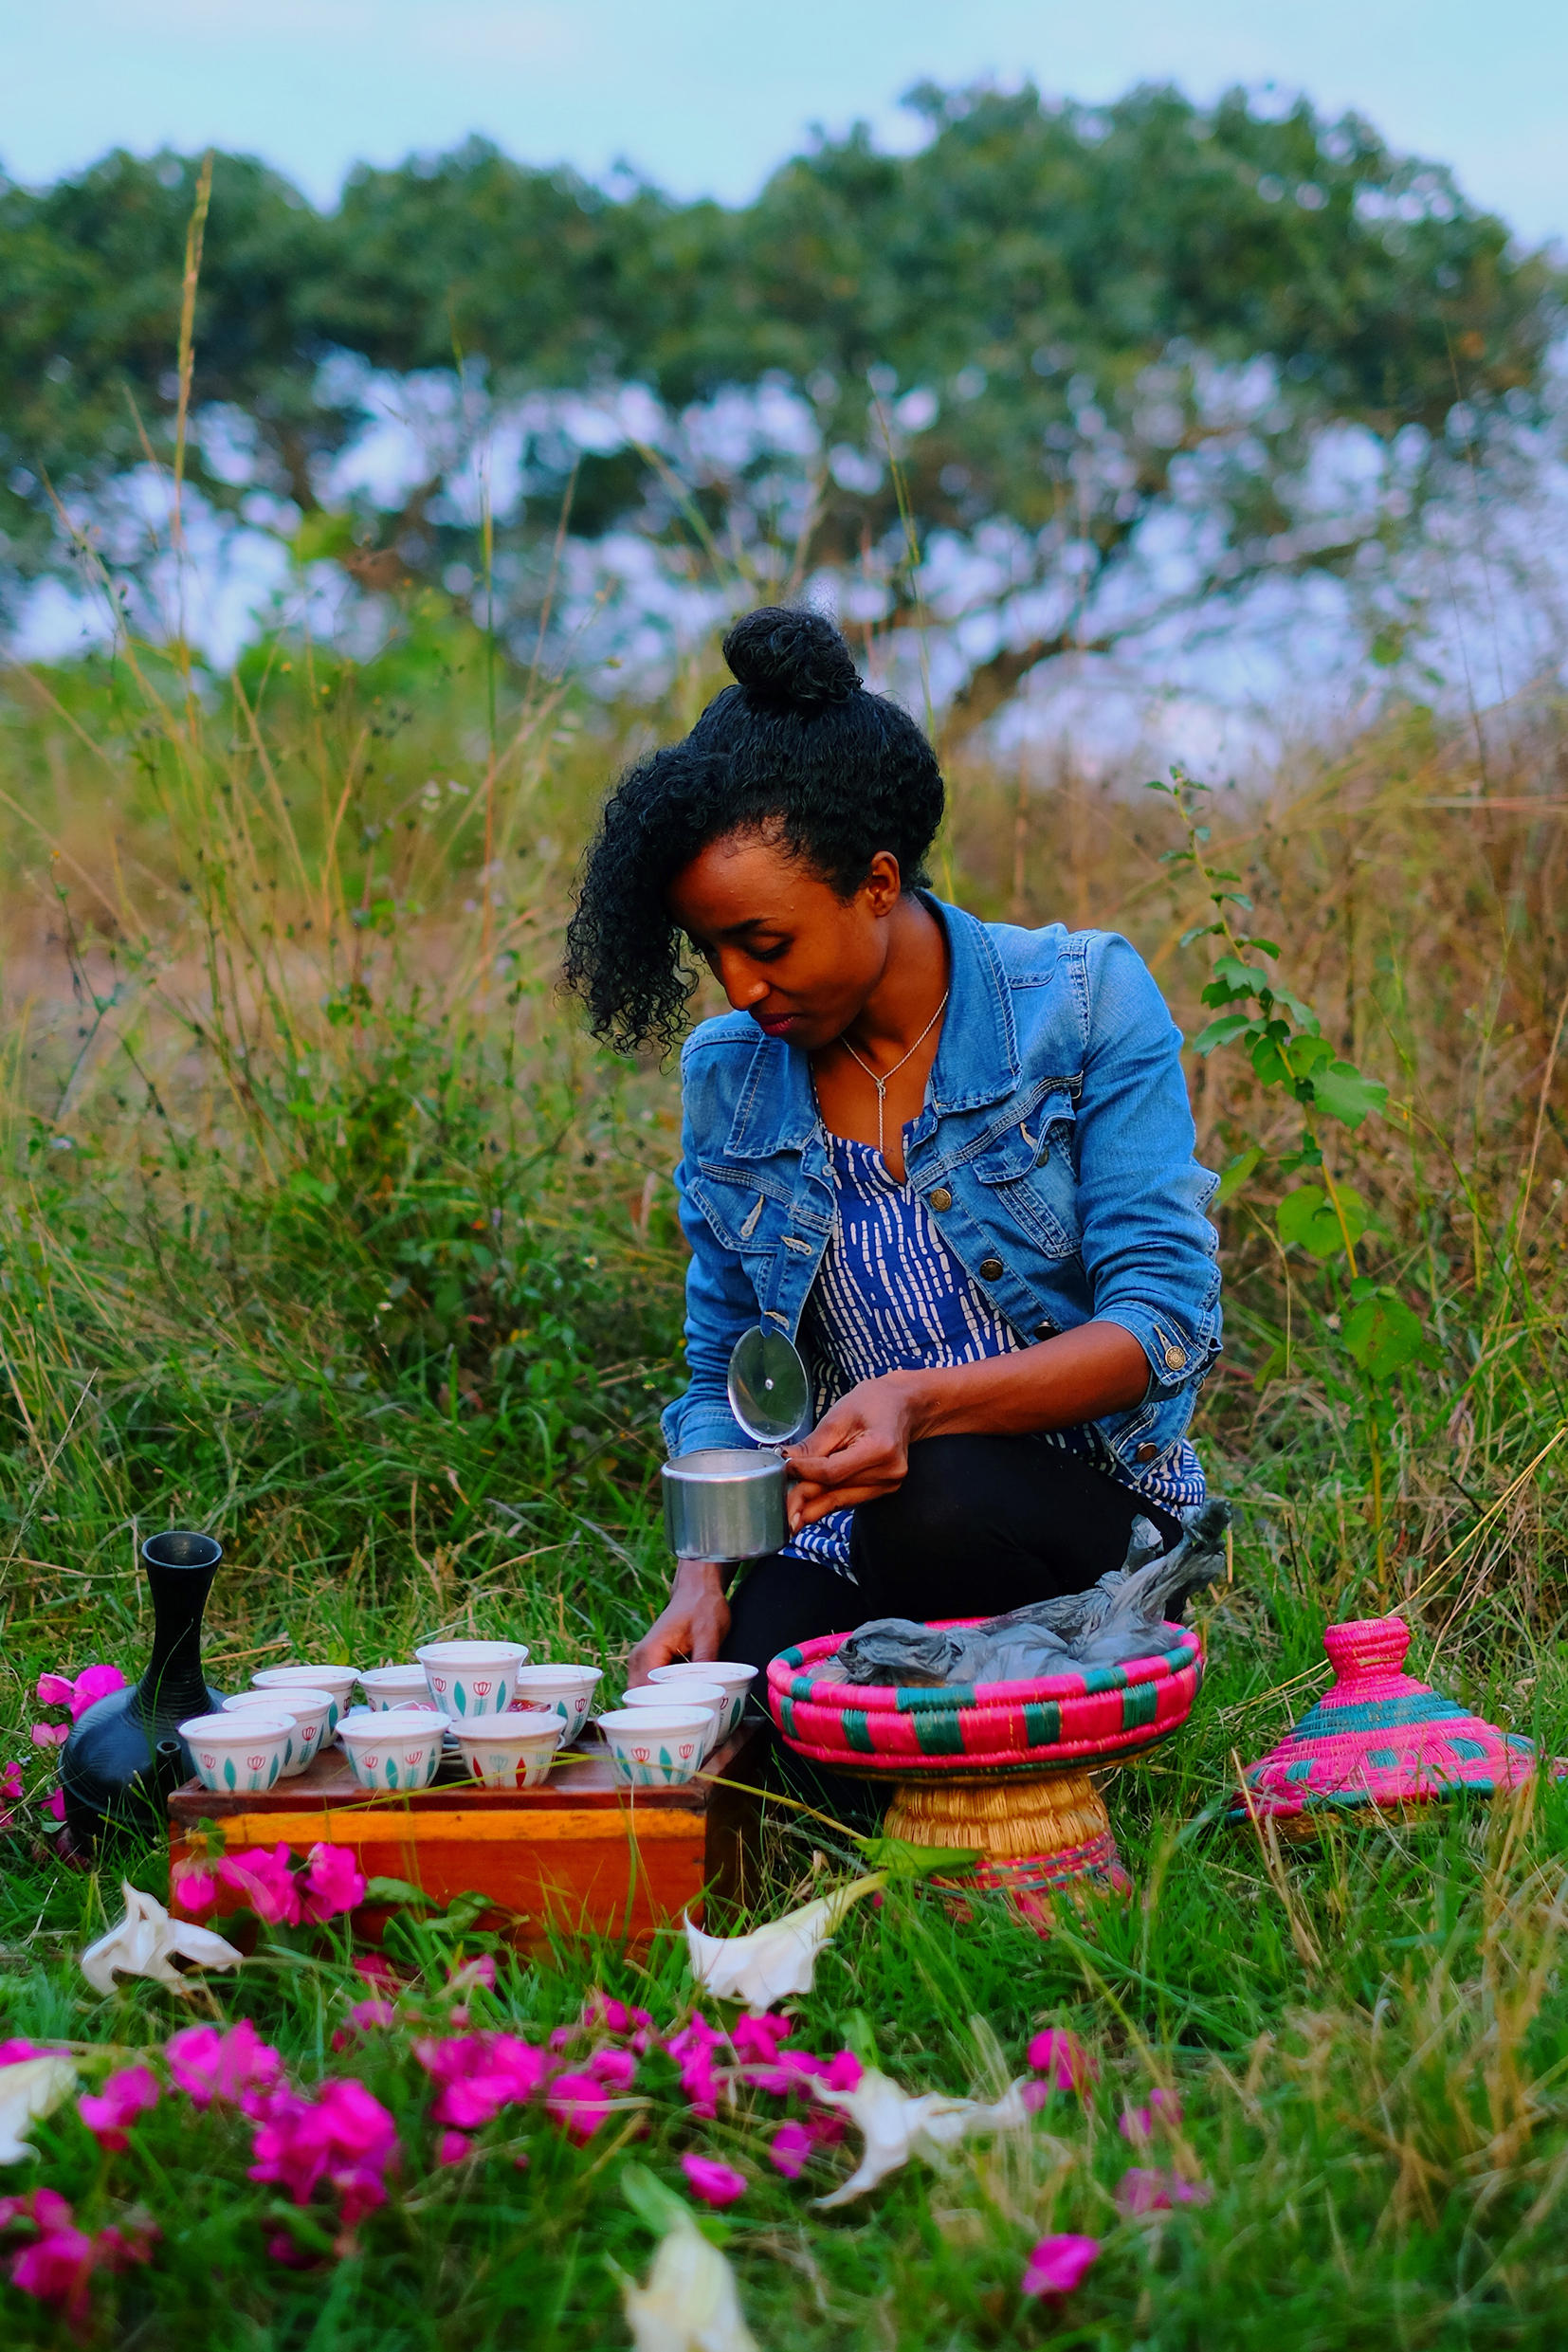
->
[767, 1620, 1204, 1910]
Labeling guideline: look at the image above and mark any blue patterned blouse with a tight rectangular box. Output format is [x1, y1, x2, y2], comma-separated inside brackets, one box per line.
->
[784, 1128, 1205, 1577]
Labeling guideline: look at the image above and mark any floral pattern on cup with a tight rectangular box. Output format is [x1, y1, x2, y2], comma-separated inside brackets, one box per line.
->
[453, 1709, 564, 1791]
[360, 1665, 431, 1711]
[251, 1665, 360, 1738]
[415, 1640, 529, 1720]
[510, 1664, 601, 1743]
[596, 1706, 710, 1788]
[647, 1661, 757, 1742]
[223, 1687, 334, 1778]
[179, 1711, 295, 1796]
[622, 1679, 727, 1759]
[338, 1708, 445, 1793]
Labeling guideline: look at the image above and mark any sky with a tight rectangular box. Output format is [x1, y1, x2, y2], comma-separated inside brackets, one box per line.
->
[5, 0, 1565, 247]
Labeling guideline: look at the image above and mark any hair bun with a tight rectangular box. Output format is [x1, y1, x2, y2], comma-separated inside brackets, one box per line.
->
[721, 607, 861, 712]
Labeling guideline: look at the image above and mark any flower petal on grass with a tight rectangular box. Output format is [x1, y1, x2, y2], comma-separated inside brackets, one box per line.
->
[217, 1845, 302, 1926]
[82, 1885, 245, 1996]
[299, 1843, 366, 1923]
[811, 2067, 1032, 2208]
[767, 2120, 813, 2179]
[681, 2154, 747, 2208]
[0, 2058, 78, 2165]
[683, 1875, 883, 2013]
[622, 2210, 759, 2352]
[1022, 2233, 1100, 2297]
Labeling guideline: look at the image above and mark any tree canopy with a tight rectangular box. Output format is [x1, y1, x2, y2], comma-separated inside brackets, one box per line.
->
[1, 82, 1558, 702]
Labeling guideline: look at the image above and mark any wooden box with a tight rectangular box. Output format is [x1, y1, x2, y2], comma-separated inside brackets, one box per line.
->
[168, 1722, 765, 1948]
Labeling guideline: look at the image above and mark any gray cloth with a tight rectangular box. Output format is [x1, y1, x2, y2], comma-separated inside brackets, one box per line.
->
[822, 1499, 1231, 1687]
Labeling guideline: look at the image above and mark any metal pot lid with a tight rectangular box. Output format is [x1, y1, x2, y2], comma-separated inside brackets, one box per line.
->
[727, 1325, 811, 1447]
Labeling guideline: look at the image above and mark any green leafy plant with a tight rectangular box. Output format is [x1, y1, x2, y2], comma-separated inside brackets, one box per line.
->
[1151, 766, 1430, 1580]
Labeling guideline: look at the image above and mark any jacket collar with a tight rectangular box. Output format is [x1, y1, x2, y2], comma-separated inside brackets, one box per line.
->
[722, 896, 1020, 1160]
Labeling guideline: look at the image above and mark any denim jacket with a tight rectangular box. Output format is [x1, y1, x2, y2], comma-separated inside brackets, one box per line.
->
[661, 898, 1221, 1482]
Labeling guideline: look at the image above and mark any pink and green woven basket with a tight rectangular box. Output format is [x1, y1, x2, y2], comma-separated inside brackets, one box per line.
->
[766, 1620, 1204, 1777]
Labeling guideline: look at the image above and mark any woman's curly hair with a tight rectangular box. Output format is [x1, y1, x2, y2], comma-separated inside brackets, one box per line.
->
[563, 607, 945, 1054]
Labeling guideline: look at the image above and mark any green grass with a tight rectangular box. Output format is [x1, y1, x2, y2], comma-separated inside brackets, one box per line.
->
[1, 617, 1566, 2345]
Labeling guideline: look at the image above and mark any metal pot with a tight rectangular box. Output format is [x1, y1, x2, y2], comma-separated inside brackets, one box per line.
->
[662, 1449, 786, 1562]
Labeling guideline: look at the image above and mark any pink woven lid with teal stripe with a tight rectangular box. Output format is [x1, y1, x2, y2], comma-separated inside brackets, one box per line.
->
[1233, 1614, 1542, 1822]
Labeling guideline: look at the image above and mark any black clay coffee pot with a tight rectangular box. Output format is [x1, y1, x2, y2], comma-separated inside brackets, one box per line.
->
[61, 1529, 228, 1846]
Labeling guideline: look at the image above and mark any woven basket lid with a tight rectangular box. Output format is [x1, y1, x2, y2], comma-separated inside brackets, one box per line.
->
[1232, 1614, 1540, 1822]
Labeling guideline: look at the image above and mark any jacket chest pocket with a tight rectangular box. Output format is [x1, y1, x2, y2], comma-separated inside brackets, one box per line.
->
[967, 1095, 1080, 1260]
[690, 1166, 825, 1264]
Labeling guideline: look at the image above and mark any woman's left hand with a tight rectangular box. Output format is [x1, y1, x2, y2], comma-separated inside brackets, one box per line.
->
[781, 1374, 921, 1530]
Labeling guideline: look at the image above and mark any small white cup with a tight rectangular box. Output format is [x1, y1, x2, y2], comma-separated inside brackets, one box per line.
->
[337, 1705, 445, 1794]
[452, 1708, 564, 1790]
[222, 1687, 333, 1778]
[252, 1664, 360, 1737]
[510, 1663, 601, 1743]
[595, 1705, 711, 1789]
[622, 1678, 727, 1759]
[647, 1660, 757, 1741]
[180, 1710, 296, 1796]
[360, 1665, 431, 1711]
[415, 1639, 530, 1721]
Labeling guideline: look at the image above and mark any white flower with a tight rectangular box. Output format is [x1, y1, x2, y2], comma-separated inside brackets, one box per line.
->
[683, 1873, 882, 2014]
[81, 1882, 245, 1996]
[811, 2066, 1033, 2208]
[622, 2211, 759, 2352]
[0, 2056, 78, 2164]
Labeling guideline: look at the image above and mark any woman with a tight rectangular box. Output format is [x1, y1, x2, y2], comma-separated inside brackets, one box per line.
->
[564, 607, 1221, 1688]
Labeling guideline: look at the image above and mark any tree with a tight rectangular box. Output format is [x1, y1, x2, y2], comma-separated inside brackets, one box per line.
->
[0, 84, 1558, 702]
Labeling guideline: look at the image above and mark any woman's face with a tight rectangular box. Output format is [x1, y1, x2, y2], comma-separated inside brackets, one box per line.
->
[665, 829, 899, 1049]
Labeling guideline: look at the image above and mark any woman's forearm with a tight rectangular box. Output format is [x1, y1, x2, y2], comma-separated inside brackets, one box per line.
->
[898, 1320, 1150, 1440]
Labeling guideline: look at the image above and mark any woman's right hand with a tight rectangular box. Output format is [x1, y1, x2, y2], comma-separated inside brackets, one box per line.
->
[627, 1559, 731, 1686]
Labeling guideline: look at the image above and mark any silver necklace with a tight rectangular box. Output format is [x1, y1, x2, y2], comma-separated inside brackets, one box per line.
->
[836, 991, 949, 1159]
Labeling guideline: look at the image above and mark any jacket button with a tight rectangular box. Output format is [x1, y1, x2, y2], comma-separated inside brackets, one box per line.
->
[927, 1187, 953, 1212]
[1034, 1322, 1055, 1340]
[1136, 1442, 1159, 1463]
[1163, 1344, 1187, 1371]
[978, 1256, 1004, 1282]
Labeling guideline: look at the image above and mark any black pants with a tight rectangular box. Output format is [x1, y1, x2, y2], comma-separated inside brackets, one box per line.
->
[720, 1431, 1180, 1675]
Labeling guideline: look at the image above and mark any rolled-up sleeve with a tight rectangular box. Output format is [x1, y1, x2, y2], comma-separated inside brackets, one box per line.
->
[1073, 934, 1221, 1396]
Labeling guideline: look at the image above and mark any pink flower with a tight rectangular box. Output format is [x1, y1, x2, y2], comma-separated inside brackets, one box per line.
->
[354, 1954, 404, 1993]
[67, 1665, 130, 1718]
[665, 2015, 725, 2120]
[768, 2120, 814, 2179]
[416, 2033, 549, 2129]
[78, 2064, 160, 2153]
[170, 1858, 219, 1916]
[166, 2020, 283, 2110]
[43, 1789, 64, 1823]
[1021, 2233, 1100, 2298]
[93, 2219, 157, 2272]
[0, 1761, 20, 1830]
[445, 1954, 497, 1995]
[35, 1673, 76, 1709]
[0, 2039, 45, 2065]
[248, 2079, 399, 2231]
[217, 1844, 302, 1926]
[588, 2047, 637, 2092]
[299, 1844, 365, 1924]
[1120, 2088, 1182, 2145]
[10, 2217, 99, 2330]
[30, 1722, 69, 1748]
[730, 2012, 793, 2065]
[581, 1993, 652, 2039]
[437, 2129, 471, 2165]
[1026, 2028, 1098, 2096]
[349, 1999, 396, 2033]
[681, 2154, 747, 2208]
[543, 2070, 611, 2142]
[1115, 2166, 1212, 2217]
